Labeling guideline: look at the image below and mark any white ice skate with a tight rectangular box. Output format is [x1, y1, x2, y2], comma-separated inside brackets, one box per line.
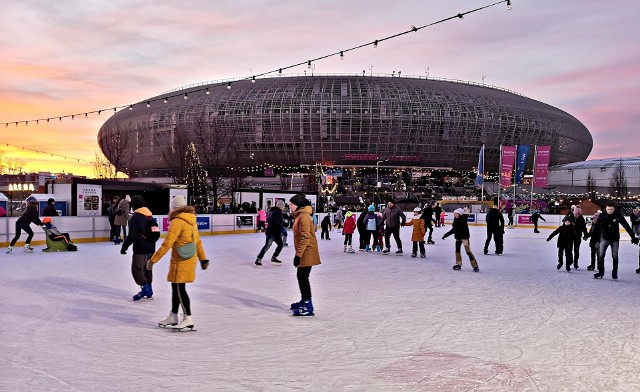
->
[171, 315, 195, 331]
[347, 246, 356, 253]
[158, 313, 178, 328]
[6, 246, 13, 254]
[23, 244, 34, 253]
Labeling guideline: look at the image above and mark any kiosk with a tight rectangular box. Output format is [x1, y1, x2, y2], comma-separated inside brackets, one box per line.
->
[27, 194, 69, 216]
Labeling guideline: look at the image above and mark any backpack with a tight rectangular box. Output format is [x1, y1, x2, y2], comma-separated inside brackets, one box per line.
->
[140, 216, 160, 243]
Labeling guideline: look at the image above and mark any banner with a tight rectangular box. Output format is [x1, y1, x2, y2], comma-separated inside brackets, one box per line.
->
[514, 145, 531, 184]
[475, 145, 484, 186]
[76, 184, 102, 217]
[534, 145, 551, 187]
[500, 146, 516, 188]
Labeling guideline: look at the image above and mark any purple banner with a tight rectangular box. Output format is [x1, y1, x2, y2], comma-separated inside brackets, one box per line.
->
[534, 145, 551, 188]
[500, 146, 516, 188]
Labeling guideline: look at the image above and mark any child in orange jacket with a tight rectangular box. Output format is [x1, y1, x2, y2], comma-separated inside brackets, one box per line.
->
[404, 207, 427, 258]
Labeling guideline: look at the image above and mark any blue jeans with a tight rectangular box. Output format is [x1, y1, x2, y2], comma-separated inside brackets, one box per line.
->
[597, 238, 619, 274]
[257, 234, 283, 259]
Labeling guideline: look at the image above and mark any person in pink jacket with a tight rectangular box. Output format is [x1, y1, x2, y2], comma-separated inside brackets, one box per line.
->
[256, 208, 267, 232]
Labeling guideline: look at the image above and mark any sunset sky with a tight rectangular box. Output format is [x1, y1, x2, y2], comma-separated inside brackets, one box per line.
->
[1, 0, 638, 177]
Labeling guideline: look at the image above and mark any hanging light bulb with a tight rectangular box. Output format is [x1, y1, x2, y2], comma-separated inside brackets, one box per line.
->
[184, 93, 188, 100]
[340, 51, 344, 60]
[206, 87, 210, 95]
[227, 82, 231, 89]
[164, 97, 168, 103]
[279, 68, 282, 74]
[129, 105, 133, 110]
[251, 76, 256, 83]
[374, 40, 378, 48]
[113, 108, 116, 113]
[457, 13, 464, 19]
[146, 102, 150, 107]
[307, 60, 312, 69]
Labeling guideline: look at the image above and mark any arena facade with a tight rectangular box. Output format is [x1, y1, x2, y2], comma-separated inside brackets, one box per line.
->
[98, 75, 592, 177]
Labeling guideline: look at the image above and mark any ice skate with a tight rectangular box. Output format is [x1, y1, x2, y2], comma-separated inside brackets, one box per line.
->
[343, 245, 347, 253]
[23, 244, 34, 253]
[427, 239, 435, 245]
[452, 265, 461, 270]
[411, 253, 417, 258]
[395, 249, 403, 256]
[364, 245, 370, 253]
[270, 256, 282, 264]
[292, 299, 314, 316]
[474, 267, 480, 272]
[636, 267, 640, 274]
[133, 283, 153, 301]
[171, 315, 195, 331]
[158, 312, 178, 328]
[420, 253, 426, 258]
[588, 265, 596, 271]
[255, 258, 262, 267]
[593, 273, 604, 279]
[347, 245, 355, 253]
[612, 270, 618, 280]
[6, 246, 12, 254]
[382, 248, 390, 255]
[557, 262, 562, 270]
[290, 300, 302, 310]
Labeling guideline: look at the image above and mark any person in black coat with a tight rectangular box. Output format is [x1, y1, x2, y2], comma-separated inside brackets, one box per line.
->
[255, 200, 285, 266]
[592, 202, 639, 279]
[563, 205, 588, 269]
[320, 215, 332, 240]
[547, 219, 575, 271]
[530, 210, 546, 233]
[356, 209, 368, 251]
[442, 208, 479, 271]
[41, 198, 59, 217]
[7, 197, 44, 253]
[585, 211, 602, 271]
[420, 202, 436, 244]
[433, 203, 443, 227]
[484, 207, 505, 255]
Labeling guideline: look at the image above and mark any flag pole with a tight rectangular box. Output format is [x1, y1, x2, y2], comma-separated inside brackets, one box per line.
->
[481, 143, 485, 207]
[497, 144, 502, 210]
[513, 144, 518, 213]
[531, 145, 537, 211]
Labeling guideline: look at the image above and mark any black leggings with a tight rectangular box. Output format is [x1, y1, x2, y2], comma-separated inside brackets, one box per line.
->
[11, 223, 34, 246]
[296, 266, 312, 301]
[171, 283, 191, 315]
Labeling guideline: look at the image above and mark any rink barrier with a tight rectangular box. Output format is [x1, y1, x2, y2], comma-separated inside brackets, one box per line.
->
[0, 213, 631, 247]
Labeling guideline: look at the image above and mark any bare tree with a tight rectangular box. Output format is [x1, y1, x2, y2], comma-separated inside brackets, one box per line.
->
[586, 170, 597, 199]
[0, 149, 25, 174]
[608, 159, 628, 199]
[162, 127, 191, 184]
[92, 150, 119, 179]
[98, 125, 131, 177]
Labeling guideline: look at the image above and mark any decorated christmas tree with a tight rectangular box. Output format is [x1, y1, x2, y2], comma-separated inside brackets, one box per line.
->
[185, 143, 209, 212]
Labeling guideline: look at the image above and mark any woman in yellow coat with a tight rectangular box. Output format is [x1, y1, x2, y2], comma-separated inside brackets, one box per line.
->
[289, 194, 321, 316]
[147, 195, 209, 330]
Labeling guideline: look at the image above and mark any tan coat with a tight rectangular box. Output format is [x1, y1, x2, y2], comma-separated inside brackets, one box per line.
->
[404, 217, 426, 241]
[114, 199, 130, 227]
[292, 205, 321, 268]
[148, 206, 206, 283]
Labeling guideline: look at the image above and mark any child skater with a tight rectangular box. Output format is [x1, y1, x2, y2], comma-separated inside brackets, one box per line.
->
[442, 208, 479, 271]
[547, 218, 575, 271]
[363, 205, 379, 252]
[375, 212, 385, 253]
[42, 217, 77, 251]
[404, 207, 426, 258]
[342, 211, 356, 253]
[585, 211, 601, 271]
[439, 210, 446, 227]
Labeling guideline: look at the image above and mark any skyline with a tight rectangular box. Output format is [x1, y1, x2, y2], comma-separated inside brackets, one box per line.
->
[1, 0, 639, 177]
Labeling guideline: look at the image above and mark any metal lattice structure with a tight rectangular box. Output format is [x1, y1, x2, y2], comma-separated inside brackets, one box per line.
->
[98, 75, 592, 177]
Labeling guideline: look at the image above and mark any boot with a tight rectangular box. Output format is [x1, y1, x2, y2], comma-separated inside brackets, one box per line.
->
[173, 315, 194, 331]
[347, 245, 355, 253]
[158, 312, 178, 327]
[24, 244, 34, 253]
[411, 253, 417, 258]
[270, 256, 282, 264]
[255, 258, 262, 266]
[343, 245, 347, 253]
[6, 246, 12, 254]
[142, 283, 153, 299]
[293, 299, 314, 316]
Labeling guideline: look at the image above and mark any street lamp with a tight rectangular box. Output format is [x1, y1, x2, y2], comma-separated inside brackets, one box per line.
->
[376, 160, 388, 188]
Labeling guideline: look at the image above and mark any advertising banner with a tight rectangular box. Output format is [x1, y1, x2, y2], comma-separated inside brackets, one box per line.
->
[500, 146, 516, 188]
[475, 145, 484, 186]
[534, 145, 551, 188]
[77, 184, 102, 217]
[196, 216, 211, 230]
[514, 145, 531, 184]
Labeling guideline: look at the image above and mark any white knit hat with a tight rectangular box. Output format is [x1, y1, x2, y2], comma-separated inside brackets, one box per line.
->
[171, 195, 187, 210]
[454, 208, 464, 215]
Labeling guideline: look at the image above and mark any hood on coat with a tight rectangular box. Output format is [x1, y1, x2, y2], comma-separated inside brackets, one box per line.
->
[292, 205, 313, 217]
[169, 205, 197, 225]
[133, 207, 153, 217]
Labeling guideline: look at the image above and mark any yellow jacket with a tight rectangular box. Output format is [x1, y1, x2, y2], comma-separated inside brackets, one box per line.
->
[149, 206, 207, 283]
[292, 205, 321, 267]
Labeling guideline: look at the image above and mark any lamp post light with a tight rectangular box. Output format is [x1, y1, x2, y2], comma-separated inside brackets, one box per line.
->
[376, 160, 388, 188]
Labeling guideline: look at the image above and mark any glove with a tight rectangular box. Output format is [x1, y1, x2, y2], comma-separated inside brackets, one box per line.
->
[200, 259, 210, 270]
[146, 260, 154, 270]
[546, 237, 551, 242]
[293, 255, 301, 267]
[441, 236, 446, 240]
[120, 249, 127, 255]
[632, 237, 639, 245]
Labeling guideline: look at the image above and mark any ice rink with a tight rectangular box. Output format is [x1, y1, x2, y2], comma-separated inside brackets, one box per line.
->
[2, 223, 640, 391]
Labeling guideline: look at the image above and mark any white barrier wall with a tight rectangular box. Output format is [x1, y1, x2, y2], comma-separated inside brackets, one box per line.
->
[1, 213, 631, 246]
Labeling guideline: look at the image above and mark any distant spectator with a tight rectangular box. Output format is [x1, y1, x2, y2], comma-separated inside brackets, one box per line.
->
[42, 198, 59, 217]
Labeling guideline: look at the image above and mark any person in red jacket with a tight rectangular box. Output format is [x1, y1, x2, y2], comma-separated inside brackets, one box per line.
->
[342, 211, 357, 253]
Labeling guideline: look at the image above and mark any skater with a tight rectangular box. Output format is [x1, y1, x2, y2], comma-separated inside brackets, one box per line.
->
[255, 200, 285, 266]
[147, 195, 209, 331]
[108, 196, 121, 244]
[334, 207, 344, 231]
[281, 206, 291, 247]
[363, 205, 380, 252]
[563, 204, 588, 269]
[320, 214, 332, 240]
[547, 219, 575, 271]
[530, 210, 545, 233]
[592, 202, 638, 280]
[342, 211, 356, 253]
[440, 210, 446, 227]
[42, 198, 59, 216]
[289, 193, 321, 316]
[404, 207, 426, 258]
[420, 202, 436, 244]
[442, 208, 479, 272]
[121, 195, 159, 301]
[356, 208, 368, 252]
[256, 207, 266, 232]
[484, 207, 505, 255]
[632, 207, 640, 274]
[585, 211, 602, 271]
[507, 206, 515, 228]
[42, 217, 77, 251]
[381, 200, 406, 255]
[433, 203, 442, 227]
[7, 196, 43, 253]
[375, 212, 385, 252]
[114, 195, 131, 243]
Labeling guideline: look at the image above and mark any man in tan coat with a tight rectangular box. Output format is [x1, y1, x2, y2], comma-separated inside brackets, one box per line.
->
[289, 194, 321, 316]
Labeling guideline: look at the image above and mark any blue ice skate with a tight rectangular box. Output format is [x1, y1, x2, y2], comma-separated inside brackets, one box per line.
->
[133, 283, 153, 301]
[292, 299, 314, 316]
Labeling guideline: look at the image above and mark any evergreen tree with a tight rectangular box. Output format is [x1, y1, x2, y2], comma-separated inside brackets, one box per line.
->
[185, 143, 208, 212]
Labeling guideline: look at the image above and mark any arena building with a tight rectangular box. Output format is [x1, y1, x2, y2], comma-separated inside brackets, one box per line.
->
[98, 74, 592, 178]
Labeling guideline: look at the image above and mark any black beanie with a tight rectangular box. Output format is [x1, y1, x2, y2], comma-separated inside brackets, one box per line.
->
[289, 193, 308, 207]
[131, 195, 146, 210]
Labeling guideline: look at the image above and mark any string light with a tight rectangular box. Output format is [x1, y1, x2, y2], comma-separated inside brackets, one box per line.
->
[183, 93, 188, 100]
[146, 101, 151, 107]
[1, 0, 512, 127]
[227, 82, 231, 89]
[206, 87, 210, 95]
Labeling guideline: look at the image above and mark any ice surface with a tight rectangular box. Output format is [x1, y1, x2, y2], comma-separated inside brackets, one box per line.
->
[2, 224, 640, 391]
